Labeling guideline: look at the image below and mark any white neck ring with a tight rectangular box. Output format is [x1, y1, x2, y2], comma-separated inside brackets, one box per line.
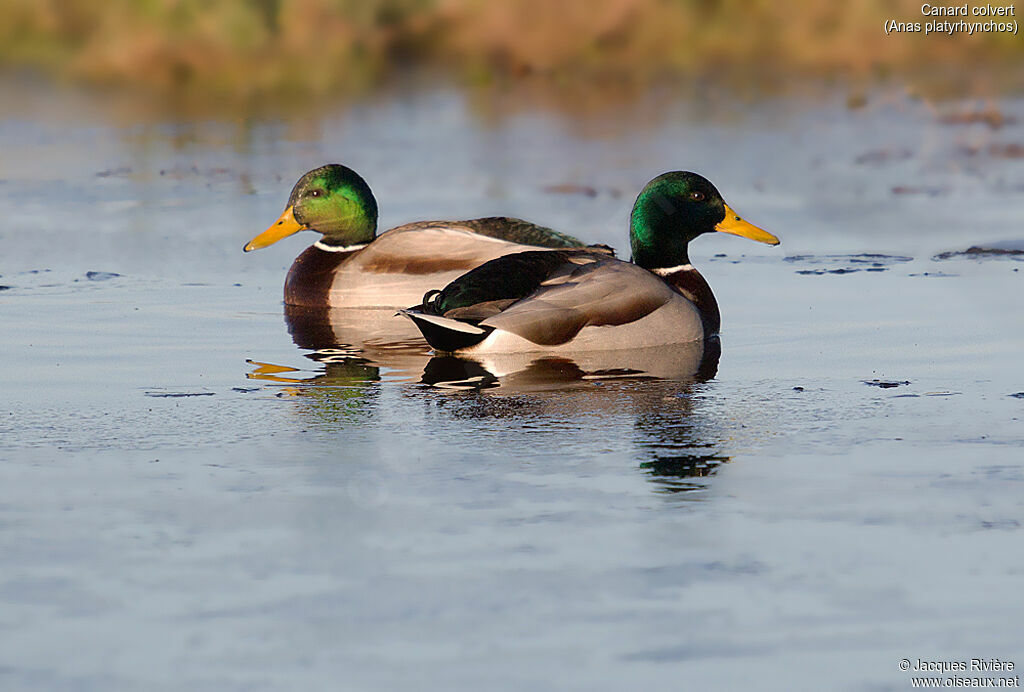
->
[314, 241, 369, 253]
[651, 264, 693, 276]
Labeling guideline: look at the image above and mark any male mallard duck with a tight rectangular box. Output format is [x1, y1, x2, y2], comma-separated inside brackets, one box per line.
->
[400, 171, 780, 353]
[244, 164, 591, 308]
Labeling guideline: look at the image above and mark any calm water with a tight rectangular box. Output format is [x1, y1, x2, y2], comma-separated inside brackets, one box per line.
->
[2, 80, 1023, 691]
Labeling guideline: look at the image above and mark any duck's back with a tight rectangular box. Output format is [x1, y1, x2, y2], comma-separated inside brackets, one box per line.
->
[291, 225, 548, 309]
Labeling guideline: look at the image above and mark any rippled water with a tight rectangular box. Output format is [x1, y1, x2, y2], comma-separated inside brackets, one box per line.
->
[2, 80, 1023, 690]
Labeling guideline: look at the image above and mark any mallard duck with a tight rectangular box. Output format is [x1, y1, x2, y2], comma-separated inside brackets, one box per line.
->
[400, 171, 780, 353]
[244, 164, 591, 308]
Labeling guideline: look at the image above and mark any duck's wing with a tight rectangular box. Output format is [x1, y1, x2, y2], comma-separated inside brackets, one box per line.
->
[394, 217, 588, 249]
[350, 225, 542, 276]
[476, 256, 681, 346]
[457, 217, 586, 248]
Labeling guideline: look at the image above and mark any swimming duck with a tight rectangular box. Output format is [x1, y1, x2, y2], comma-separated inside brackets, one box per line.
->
[400, 171, 780, 353]
[244, 164, 590, 308]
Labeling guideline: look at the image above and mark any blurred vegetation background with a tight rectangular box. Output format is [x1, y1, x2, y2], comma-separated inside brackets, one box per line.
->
[0, 0, 1019, 101]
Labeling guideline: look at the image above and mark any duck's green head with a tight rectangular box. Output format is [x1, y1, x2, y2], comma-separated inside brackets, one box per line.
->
[244, 164, 379, 252]
[629, 171, 779, 269]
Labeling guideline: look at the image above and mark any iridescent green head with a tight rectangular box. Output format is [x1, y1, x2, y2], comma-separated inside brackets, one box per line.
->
[629, 171, 778, 269]
[244, 164, 379, 251]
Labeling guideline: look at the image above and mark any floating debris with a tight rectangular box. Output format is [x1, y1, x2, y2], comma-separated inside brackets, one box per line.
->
[788, 254, 913, 275]
[797, 268, 858, 275]
[933, 241, 1024, 261]
[86, 271, 122, 281]
[864, 379, 911, 389]
[145, 391, 216, 398]
[786, 254, 913, 265]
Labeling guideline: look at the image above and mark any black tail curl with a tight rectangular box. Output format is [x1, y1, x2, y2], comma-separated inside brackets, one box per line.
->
[420, 289, 445, 315]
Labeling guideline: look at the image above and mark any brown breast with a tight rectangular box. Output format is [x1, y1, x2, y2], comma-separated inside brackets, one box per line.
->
[283, 245, 357, 307]
[660, 266, 721, 337]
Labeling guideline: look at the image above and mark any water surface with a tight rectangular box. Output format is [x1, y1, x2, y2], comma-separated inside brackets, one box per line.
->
[2, 82, 1023, 691]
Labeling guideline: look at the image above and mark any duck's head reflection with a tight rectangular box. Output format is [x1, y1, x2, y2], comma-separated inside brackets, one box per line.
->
[246, 354, 382, 425]
[639, 452, 731, 493]
[243, 305, 410, 424]
[253, 305, 730, 493]
[631, 387, 732, 494]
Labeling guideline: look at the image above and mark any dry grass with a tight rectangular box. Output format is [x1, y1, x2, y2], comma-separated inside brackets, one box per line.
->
[1, 0, 1018, 99]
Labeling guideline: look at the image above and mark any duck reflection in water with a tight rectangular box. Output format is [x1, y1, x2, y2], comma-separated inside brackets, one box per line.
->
[283, 302, 722, 388]
[417, 339, 730, 494]
[245, 354, 382, 426]
[243, 305, 417, 426]
[248, 305, 730, 493]
[282, 303, 432, 379]
[418, 338, 719, 390]
[632, 388, 732, 495]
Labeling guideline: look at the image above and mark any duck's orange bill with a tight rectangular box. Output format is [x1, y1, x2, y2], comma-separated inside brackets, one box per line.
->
[715, 204, 780, 245]
[244, 206, 307, 252]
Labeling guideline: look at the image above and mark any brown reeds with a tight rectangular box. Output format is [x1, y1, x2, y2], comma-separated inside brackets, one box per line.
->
[0, 0, 1017, 98]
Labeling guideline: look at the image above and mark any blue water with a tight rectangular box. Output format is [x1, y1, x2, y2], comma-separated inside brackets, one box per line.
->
[1, 80, 1023, 690]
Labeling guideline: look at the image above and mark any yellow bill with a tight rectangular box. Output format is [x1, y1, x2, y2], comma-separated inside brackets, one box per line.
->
[715, 204, 780, 245]
[244, 206, 307, 252]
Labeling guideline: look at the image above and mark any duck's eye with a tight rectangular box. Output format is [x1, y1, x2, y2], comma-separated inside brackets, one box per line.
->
[308, 189, 322, 198]
[690, 191, 705, 202]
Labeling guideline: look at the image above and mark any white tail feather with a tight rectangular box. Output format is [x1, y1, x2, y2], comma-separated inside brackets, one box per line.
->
[399, 310, 488, 335]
